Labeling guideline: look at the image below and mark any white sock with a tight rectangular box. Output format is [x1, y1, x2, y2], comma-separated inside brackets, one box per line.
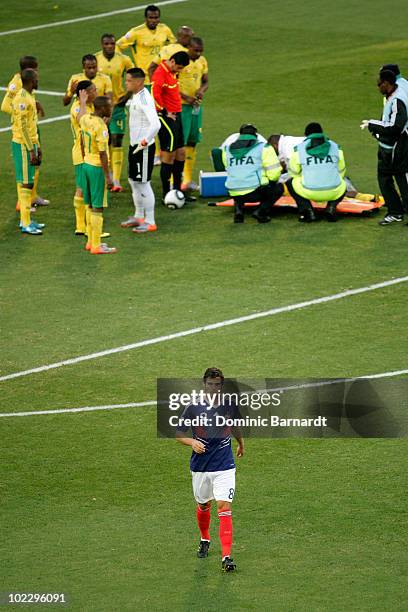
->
[128, 178, 144, 218]
[133, 181, 155, 225]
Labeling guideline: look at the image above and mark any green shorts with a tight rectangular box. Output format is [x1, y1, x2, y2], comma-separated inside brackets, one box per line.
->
[74, 163, 84, 190]
[12, 141, 38, 184]
[82, 163, 108, 208]
[109, 105, 127, 135]
[181, 104, 203, 146]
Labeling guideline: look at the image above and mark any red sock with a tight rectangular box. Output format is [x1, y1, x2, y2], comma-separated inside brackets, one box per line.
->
[218, 509, 233, 558]
[196, 505, 211, 541]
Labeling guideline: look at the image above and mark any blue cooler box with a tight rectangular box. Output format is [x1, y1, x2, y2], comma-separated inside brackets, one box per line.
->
[199, 171, 228, 197]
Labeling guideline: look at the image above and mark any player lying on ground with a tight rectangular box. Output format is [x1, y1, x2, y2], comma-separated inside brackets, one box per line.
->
[176, 367, 244, 573]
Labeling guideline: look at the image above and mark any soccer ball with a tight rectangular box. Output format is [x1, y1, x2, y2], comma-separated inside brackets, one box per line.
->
[164, 189, 185, 209]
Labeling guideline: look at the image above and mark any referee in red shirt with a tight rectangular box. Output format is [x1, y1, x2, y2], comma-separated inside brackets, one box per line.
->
[151, 51, 194, 202]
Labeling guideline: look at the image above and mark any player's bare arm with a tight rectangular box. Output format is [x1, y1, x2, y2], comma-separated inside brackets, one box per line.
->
[195, 73, 208, 100]
[63, 79, 78, 106]
[36, 100, 45, 117]
[176, 434, 206, 454]
[99, 150, 113, 190]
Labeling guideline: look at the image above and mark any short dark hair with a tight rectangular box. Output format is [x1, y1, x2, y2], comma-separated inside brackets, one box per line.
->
[267, 134, 282, 147]
[381, 64, 400, 77]
[21, 68, 37, 86]
[240, 123, 257, 136]
[305, 122, 323, 136]
[94, 95, 111, 111]
[75, 80, 93, 96]
[170, 51, 190, 66]
[203, 367, 224, 382]
[82, 54, 97, 65]
[127, 67, 145, 79]
[379, 69, 397, 85]
[145, 4, 160, 16]
[190, 36, 203, 47]
[101, 33, 115, 41]
[19, 55, 38, 70]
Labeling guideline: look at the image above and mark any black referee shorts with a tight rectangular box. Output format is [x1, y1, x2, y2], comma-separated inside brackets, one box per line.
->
[158, 112, 184, 153]
[128, 142, 155, 182]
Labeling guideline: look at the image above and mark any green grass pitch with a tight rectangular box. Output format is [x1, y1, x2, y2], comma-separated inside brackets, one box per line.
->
[1, 1, 407, 610]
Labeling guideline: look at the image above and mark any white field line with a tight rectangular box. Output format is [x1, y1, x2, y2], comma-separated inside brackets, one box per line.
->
[0, 0, 188, 37]
[0, 87, 63, 96]
[1, 369, 407, 418]
[0, 113, 70, 133]
[1, 275, 408, 384]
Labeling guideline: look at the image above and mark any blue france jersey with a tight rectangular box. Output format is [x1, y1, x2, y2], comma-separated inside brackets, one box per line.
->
[177, 400, 240, 472]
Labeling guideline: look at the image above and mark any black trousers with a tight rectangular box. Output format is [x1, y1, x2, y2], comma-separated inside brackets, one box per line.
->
[377, 145, 408, 215]
[233, 182, 284, 217]
[286, 178, 346, 214]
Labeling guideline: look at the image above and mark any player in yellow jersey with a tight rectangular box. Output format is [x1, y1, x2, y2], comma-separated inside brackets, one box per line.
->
[70, 80, 97, 235]
[116, 4, 175, 86]
[2, 56, 49, 209]
[179, 37, 209, 192]
[11, 69, 45, 235]
[80, 96, 117, 254]
[63, 54, 112, 106]
[95, 34, 134, 192]
[148, 25, 194, 80]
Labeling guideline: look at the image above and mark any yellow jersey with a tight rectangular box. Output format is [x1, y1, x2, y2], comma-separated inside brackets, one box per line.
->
[80, 114, 110, 167]
[66, 72, 112, 98]
[70, 99, 95, 165]
[11, 88, 38, 149]
[179, 55, 208, 100]
[116, 23, 175, 83]
[94, 51, 133, 104]
[151, 42, 187, 66]
[1, 72, 24, 115]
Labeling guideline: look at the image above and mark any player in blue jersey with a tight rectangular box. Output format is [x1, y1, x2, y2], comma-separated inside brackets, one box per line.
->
[176, 367, 245, 572]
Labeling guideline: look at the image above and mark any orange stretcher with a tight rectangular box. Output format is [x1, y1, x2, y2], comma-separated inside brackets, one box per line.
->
[208, 195, 384, 215]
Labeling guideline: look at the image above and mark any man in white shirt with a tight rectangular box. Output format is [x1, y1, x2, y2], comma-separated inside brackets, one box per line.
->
[119, 67, 161, 232]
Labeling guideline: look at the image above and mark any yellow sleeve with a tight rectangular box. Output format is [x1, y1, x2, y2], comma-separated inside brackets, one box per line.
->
[338, 148, 346, 178]
[124, 55, 134, 70]
[66, 76, 72, 96]
[202, 57, 209, 74]
[262, 145, 282, 182]
[1, 92, 13, 114]
[288, 150, 301, 176]
[104, 74, 113, 94]
[96, 123, 109, 152]
[117, 29, 137, 50]
[15, 98, 34, 150]
[166, 26, 176, 43]
[2, 77, 21, 115]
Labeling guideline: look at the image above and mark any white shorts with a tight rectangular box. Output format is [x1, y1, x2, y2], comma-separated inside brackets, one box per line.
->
[191, 468, 236, 504]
